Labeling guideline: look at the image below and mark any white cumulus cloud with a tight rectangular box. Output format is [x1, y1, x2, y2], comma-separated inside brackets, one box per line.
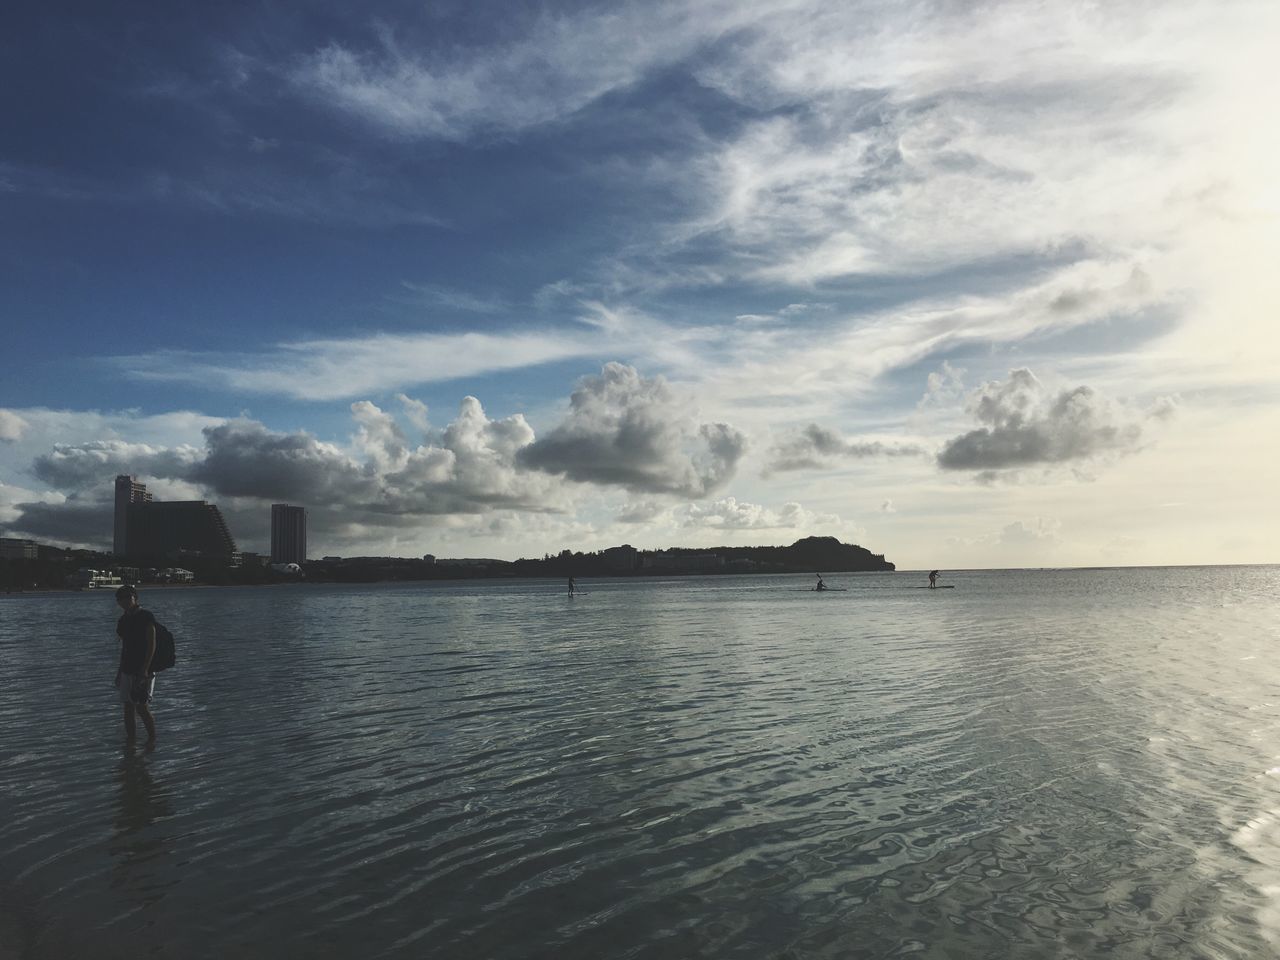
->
[520, 363, 747, 497]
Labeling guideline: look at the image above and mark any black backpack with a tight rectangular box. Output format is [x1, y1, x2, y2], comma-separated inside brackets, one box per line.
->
[152, 622, 177, 671]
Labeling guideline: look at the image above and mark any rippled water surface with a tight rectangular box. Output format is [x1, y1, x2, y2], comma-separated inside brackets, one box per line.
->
[3, 566, 1280, 959]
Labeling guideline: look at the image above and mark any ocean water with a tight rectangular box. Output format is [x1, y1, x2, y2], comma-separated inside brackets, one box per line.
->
[2, 566, 1279, 959]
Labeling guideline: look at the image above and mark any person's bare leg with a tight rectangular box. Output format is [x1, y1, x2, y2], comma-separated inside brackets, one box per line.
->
[136, 704, 156, 744]
[123, 703, 136, 740]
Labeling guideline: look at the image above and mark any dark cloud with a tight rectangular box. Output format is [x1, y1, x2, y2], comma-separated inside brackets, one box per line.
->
[192, 420, 374, 503]
[766, 424, 926, 473]
[4, 496, 111, 550]
[34, 440, 201, 491]
[937, 368, 1164, 473]
[616, 500, 668, 524]
[520, 363, 746, 497]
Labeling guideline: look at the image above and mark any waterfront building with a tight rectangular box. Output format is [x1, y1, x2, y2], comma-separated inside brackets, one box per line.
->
[271, 504, 307, 564]
[0, 538, 39, 560]
[127, 500, 238, 559]
[602, 544, 638, 572]
[113, 475, 152, 556]
[66, 568, 124, 590]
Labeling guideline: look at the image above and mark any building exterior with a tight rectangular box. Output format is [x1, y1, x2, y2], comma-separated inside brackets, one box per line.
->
[126, 500, 238, 559]
[145, 567, 194, 583]
[0, 538, 39, 560]
[66, 568, 125, 590]
[602, 544, 638, 572]
[113, 475, 152, 556]
[271, 503, 307, 565]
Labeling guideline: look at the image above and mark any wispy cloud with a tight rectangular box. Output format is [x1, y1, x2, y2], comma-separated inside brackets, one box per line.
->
[285, 4, 745, 141]
[685, 258, 1163, 416]
[766, 424, 927, 474]
[112, 330, 603, 401]
[395, 282, 508, 314]
[108, 302, 724, 401]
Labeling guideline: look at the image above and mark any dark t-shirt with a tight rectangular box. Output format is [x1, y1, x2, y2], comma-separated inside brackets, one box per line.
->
[117, 608, 158, 674]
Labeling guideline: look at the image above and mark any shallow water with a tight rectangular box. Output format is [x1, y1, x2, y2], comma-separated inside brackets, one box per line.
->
[2, 566, 1280, 959]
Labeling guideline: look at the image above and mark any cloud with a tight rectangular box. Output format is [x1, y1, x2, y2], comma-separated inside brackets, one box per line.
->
[936, 368, 1168, 474]
[943, 515, 1062, 552]
[111, 330, 599, 401]
[3, 493, 110, 550]
[0, 482, 62, 526]
[734, 302, 832, 326]
[395, 394, 432, 435]
[673, 258, 1165, 420]
[879, 499, 896, 514]
[0, 410, 28, 442]
[191, 419, 377, 504]
[998, 517, 1062, 545]
[33, 440, 203, 491]
[396, 282, 508, 314]
[667, 3, 1231, 290]
[680, 497, 838, 531]
[106, 303, 708, 401]
[918, 361, 967, 410]
[286, 6, 737, 141]
[519, 363, 746, 496]
[616, 499, 671, 524]
[6, 398, 567, 550]
[190, 400, 554, 518]
[148, 161, 448, 229]
[766, 424, 926, 473]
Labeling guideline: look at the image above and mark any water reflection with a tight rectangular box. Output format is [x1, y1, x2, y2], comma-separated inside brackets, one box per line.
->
[109, 745, 175, 907]
[2, 570, 1279, 958]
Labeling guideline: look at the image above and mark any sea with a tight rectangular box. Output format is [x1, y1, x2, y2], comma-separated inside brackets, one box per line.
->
[1, 566, 1279, 959]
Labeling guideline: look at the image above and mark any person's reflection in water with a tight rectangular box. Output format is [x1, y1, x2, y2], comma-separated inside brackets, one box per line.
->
[109, 744, 176, 907]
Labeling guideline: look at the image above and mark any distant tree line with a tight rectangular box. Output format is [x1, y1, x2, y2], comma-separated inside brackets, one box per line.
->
[2, 536, 892, 592]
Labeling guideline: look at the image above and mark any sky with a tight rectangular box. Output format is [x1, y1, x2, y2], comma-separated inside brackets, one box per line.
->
[2, 0, 1277, 568]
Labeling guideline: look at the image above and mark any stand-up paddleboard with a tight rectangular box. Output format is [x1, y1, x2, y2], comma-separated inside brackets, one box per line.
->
[916, 585, 955, 589]
[804, 587, 848, 592]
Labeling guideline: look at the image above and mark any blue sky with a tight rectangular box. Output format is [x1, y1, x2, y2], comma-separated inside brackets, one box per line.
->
[2, 0, 1277, 566]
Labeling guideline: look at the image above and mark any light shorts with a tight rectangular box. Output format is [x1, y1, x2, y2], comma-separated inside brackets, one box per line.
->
[116, 672, 155, 706]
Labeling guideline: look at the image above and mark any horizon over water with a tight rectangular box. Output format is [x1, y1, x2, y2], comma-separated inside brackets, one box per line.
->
[3, 566, 1279, 958]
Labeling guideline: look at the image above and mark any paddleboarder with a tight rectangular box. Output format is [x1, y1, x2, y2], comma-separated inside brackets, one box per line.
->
[928, 570, 939, 589]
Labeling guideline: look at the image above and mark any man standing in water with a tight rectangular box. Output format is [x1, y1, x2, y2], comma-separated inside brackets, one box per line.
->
[929, 570, 939, 589]
[115, 584, 157, 744]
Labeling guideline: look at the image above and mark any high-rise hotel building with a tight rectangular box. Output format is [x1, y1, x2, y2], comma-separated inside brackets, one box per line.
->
[271, 504, 307, 565]
[114, 475, 152, 556]
[113, 475, 238, 560]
